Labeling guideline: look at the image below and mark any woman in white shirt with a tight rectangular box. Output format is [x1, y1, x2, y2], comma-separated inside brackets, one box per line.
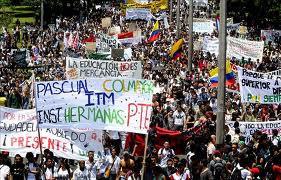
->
[57, 159, 72, 180]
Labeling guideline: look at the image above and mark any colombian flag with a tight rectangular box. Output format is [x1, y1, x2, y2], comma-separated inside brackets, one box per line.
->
[147, 21, 160, 43]
[170, 39, 184, 60]
[209, 60, 235, 87]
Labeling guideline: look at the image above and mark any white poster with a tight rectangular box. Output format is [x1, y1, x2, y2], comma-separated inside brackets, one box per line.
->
[227, 37, 264, 61]
[118, 36, 143, 45]
[0, 107, 103, 160]
[193, 21, 214, 33]
[66, 57, 142, 79]
[126, 8, 153, 21]
[261, 30, 281, 44]
[237, 67, 281, 104]
[268, 69, 281, 76]
[226, 121, 281, 144]
[35, 78, 154, 134]
[202, 36, 219, 55]
[96, 34, 120, 53]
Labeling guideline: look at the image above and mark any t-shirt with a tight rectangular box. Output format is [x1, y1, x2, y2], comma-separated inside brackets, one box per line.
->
[172, 111, 186, 126]
[57, 168, 72, 180]
[158, 148, 175, 168]
[207, 143, 216, 157]
[10, 163, 25, 180]
[73, 168, 89, 180]
[0, 164, 10, 180]
[43, 167, 58, 180]
[106, 155, 121, 174]
[26, 163, 38, 180]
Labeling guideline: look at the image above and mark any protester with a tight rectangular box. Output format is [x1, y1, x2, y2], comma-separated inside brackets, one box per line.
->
[10, 154, 25, 180]
[0, 153, 10, 180]
[73, 160, 90, 180]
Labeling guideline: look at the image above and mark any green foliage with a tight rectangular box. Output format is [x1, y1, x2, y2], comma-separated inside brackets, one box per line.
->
[227, 0, 281, 28]
[0, 0, 13, 27]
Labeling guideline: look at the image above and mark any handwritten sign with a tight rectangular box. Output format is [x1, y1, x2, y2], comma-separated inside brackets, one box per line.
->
[227, 37, 264, 61]
[35, 78, 154, 134]
[66, 57, 142, 79]
[0, 107, 103, 160]
[237, 67, 281, 104]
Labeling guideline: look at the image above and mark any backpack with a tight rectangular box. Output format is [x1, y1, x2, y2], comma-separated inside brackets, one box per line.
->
[231, 167, 242, 180]
[213, 159, 224, 178]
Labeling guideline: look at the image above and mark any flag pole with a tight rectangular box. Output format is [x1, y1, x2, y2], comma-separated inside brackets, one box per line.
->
[216, 0, 227, 145]
[141, 134, 149, 180]
[187, 0, 193, 72]
[33, 80, 46, 180]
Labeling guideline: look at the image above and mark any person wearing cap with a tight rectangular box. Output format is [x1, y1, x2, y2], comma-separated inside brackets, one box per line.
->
[0, 153, 10, 180]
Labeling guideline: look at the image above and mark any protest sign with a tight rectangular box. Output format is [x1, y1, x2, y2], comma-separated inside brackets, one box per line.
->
[111, 49, 125, 58]
[227, 37, 264, 61]
[261, 30, 281, 44]
[193, 21, 214, 33]
[118, 36, 142, 45]
[238, 26, 248, 34]
[34, 78, 154, 134]
[109, 26, 121, 35]
[226, 121, 281, 144]
[101, 17, 112, 28]
[129, 22, 138, 32]
[126, 8, 153, 21]
[237, 67, 281, 104]
[185, 0, 208, 6]
[0, 107, 103, 160]
[66, 58, 142, 79]
[96, 34, 120, 53]
[85, 42, 96, 54]
[14, 50, 27, 67]
[202, 36, 219, 55]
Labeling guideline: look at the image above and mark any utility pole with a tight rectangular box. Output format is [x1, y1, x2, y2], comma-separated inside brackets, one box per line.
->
[187, 0, 193, 71]
[170, 0, 173, 24]
[216, 0, 227, 145]
[176, 0, 181, 39]
[40, 0, 44, 29]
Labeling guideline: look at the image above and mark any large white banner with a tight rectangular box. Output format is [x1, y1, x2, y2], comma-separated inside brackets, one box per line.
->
[35, 78, 154, 134]
[66, 58, 142, 79]
[261, 30, 281, 44]
[193, 21, 214, 33]
[0, 107, 103, 160]
[227, 37, 264, 61]
[96, 34, 120, 53]
[227, 121, 281, 144]
[237, 67, 281, 104]
[202, 36, 219, 55]
[126, 8, 153, 21]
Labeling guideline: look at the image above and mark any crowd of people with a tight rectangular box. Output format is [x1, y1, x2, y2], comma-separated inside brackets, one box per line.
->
[0, 1, 281, 180]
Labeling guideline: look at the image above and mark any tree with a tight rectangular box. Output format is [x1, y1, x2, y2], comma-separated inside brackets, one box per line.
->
[0, 0, 13, 27]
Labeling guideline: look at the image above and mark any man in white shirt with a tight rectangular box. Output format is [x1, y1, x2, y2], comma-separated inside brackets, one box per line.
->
[0, 154, 10, 180]
[158, 142, 175, 168]
[172, 106, 186, 131]
[73, 160, 90, 180]
[85, 151, 95, 180]
[207, 135, 216, 161]
[105, 148, 121, 180]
